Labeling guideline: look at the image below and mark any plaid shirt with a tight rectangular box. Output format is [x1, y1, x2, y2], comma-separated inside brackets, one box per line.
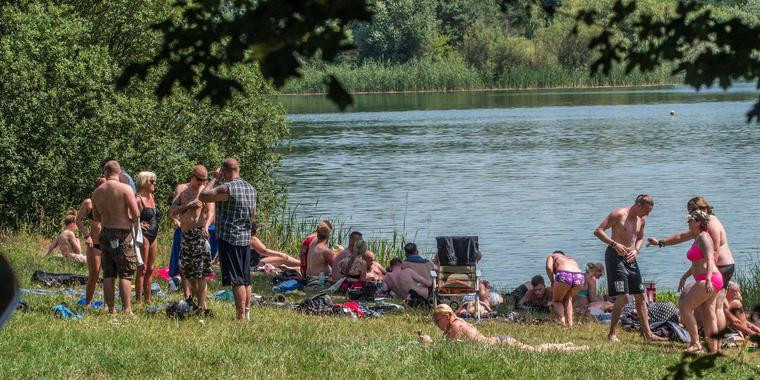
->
[215, 177, 256, 246]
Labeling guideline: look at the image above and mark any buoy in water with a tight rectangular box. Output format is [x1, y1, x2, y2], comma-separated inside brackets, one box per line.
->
[669, 110, 676, 116]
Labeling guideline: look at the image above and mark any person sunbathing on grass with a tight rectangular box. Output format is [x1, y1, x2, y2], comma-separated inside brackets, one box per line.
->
[418, 304, 588, 352]
[364, 251, 386, 283]
[722, 281, 760, 339]
[44, 210, 86, 263]
[250, 222, 300, 269]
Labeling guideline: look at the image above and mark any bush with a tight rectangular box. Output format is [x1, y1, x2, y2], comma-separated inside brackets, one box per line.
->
[352, 0, 438, 63]
[462, 21, 537, 79]
[0, 1, 288, 233]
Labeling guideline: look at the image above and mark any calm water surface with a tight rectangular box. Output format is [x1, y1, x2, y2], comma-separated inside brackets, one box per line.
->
[276, 84, 760, 289]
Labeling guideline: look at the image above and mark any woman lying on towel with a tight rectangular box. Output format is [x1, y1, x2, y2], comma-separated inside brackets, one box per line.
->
[419, 304, 588, 352]
[250, 223, 300, 269]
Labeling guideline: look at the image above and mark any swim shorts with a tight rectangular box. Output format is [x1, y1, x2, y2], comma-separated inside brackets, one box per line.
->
[180, 227, 213, 279]
[554, 271, 585, 287]
[218, 239, 251, 286]
[99, 227, 137, 279]
[605, 246, 644, 297]
[718, 264, 735, 285]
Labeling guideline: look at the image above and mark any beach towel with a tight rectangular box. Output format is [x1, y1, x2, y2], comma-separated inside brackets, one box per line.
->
[155, 266, 172, 281]
[272, 279, 303, 293]
[297, 292, 333, 315]
[334, 301, 364, 318]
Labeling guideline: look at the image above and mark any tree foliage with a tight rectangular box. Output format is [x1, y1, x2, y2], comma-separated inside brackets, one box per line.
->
[117, 0, 372, 111]
[574, 0, 760, 122]
[0, 1, 288, 232]
[352, 0, 438, 64]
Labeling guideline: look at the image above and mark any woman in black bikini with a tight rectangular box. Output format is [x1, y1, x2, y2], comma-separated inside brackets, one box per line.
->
[136, 171, 162, 306]
[75, 177, 107, 308]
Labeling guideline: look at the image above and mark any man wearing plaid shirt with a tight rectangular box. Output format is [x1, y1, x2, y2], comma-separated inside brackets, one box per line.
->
[200, 158, 257, 321]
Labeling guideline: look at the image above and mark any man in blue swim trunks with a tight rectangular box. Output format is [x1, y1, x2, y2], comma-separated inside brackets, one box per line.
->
[594, 194, 666, 343]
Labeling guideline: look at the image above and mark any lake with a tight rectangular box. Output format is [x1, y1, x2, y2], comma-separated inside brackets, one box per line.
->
[275, 83, 760, 289]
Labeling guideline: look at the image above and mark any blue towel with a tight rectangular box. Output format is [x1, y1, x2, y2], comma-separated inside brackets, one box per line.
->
[169, 228, 183, 277]
[52, 304, 82, 319]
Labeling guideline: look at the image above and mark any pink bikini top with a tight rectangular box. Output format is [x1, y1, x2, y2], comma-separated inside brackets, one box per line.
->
[687, 242, 716, 262]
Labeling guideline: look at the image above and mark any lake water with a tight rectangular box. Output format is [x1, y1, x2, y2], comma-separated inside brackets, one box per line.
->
[275, 83, 760, 289]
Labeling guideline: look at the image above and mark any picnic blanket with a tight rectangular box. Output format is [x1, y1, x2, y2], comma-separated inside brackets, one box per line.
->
[31, 271, 89, 287]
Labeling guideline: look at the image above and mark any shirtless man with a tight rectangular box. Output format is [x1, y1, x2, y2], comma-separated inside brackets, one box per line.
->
[332, 231, 362, 282]
[400, 243, 435, 285]
[305, 224, 333, 278]
[594, 194, 664, 342]
[91, 160, 140, 315]
[383, 258, 432, 299]
[170, 165, 213, 313]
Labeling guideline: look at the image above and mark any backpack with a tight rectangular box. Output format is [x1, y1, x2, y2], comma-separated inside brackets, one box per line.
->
[166, 298, 198, 320]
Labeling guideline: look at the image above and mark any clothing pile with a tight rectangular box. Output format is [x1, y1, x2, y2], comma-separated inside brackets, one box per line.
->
[620, 301, 689, 342]
[32, 271, 89, 287]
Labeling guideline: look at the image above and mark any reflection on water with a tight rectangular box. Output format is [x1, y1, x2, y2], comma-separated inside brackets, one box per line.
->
[276, 85, 760, 288]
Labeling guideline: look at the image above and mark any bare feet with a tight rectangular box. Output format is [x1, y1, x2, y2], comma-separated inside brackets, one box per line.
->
[644, 333, 668, 342]
[608, 334, 621, 342]
[685, 344, 704, 353]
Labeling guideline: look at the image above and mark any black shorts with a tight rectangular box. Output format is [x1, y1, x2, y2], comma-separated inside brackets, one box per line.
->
[718, 264, 735, 285]
[605, 246, 644, 297]
[218, 239, 251, 286]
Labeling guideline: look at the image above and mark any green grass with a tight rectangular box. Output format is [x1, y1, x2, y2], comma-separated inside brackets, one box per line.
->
[1, 231, 759, 379]
[280, 59, 676, 95]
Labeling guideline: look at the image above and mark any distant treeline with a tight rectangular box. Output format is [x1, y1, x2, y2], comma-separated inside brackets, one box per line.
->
[282, 0, 760, 93]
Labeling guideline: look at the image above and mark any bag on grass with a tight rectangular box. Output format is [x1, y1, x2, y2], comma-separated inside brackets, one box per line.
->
[165, 298, 198, 320]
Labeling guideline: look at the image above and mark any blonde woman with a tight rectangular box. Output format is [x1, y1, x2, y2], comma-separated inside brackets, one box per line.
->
[75, 177, 107, 307]
[574, 262, 605, 308]
[339, 239, 369, 290]
[420, 304, 587, 352]
[45, 210, 85, 263]
[135, 171, 162, 306]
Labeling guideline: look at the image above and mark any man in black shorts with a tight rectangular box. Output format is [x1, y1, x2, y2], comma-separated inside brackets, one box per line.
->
[200, 158, 256, 321]
[594, 194, 665, 342]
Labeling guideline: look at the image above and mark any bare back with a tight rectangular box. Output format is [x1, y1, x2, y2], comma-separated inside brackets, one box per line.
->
[92, 180, 137, 229]
[386, 268, 430, 299]
[306, 240, 332, 276]
[553, 254, 581, 272]
[401, 261, 434, 285]
[708, 216, 734, 265]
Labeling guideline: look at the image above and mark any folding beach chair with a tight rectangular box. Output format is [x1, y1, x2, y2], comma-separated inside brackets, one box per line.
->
[432, 236, 482, 323]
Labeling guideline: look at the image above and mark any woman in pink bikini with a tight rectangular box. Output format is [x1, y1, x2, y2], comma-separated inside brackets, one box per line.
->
[678, 209, 722, 353]
[546, 250, 585, 326]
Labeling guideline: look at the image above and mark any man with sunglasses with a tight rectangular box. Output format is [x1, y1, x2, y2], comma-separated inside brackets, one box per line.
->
[594, 194, 665, 343]
[170, 165, 214, 314]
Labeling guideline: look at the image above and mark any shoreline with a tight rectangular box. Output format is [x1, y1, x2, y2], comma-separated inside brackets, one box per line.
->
[276, 82, 680, 97]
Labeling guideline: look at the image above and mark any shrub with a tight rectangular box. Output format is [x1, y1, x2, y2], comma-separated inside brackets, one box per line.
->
[0, 1, 288, 233]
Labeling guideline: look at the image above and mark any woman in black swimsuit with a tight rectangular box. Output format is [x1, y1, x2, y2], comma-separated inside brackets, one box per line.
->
[75, 177, 107, 308]
[136, 171, 162, 306]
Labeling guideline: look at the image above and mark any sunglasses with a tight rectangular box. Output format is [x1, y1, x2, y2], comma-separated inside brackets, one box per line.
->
[149, 179, 157, 185]
[193, 174, 207, 181]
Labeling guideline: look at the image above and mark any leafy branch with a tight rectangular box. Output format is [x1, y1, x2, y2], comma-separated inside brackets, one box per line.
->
[116, 0, 372, 110]
[574, 0, 760, 123]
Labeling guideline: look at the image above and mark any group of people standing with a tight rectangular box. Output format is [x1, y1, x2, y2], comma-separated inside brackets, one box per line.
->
[591, 194, 735, 353]
[48, 165, 743, 352]
[58, 157, 257, 320]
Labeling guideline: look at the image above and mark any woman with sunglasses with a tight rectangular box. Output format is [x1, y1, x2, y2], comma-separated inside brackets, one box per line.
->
[648, 196, 735, 335]
[677, 209, 722, 353]
[135, 171, 162, 306]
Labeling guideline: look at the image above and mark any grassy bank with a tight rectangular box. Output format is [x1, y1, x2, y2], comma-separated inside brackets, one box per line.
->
[1, 231, 759, 378]
[280, 60, 677, 95]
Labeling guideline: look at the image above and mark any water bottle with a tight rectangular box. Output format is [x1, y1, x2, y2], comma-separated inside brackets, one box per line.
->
[318, 273, 325, 286]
